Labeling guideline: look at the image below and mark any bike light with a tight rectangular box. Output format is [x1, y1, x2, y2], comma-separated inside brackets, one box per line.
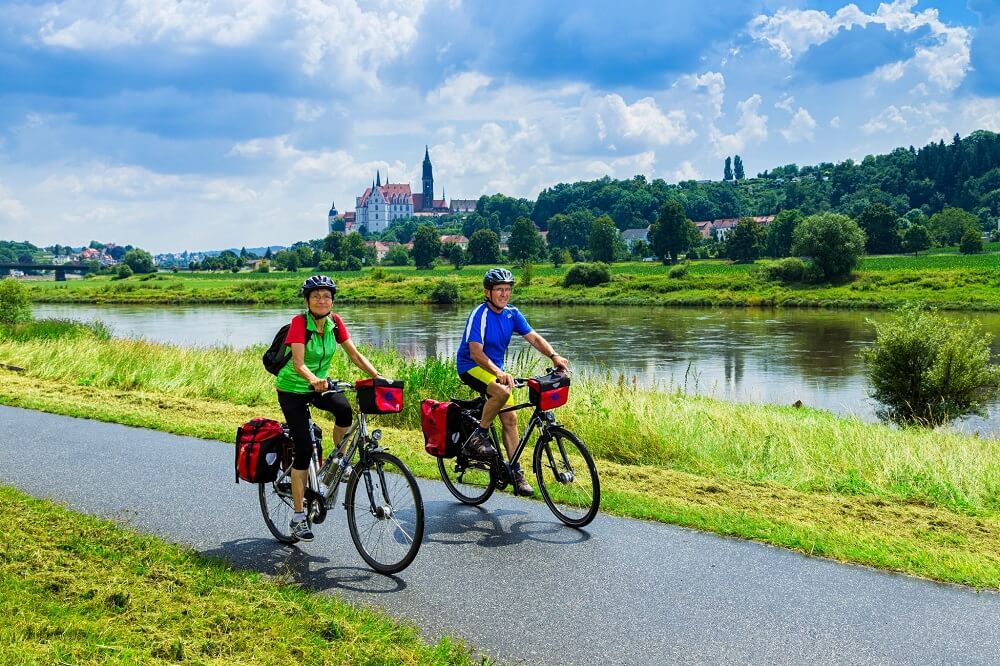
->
[371, 429, 382, 441]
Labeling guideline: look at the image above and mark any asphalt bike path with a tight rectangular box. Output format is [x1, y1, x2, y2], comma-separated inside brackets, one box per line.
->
[2, 405, 998, 665]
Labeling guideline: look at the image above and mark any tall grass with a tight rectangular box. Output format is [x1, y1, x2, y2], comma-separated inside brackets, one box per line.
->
[2, 321, 998, 514]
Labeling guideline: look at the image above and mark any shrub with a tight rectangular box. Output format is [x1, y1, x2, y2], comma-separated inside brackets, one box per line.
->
[760, 257, 806, 283]
[0, 277, 31, 325]
[256, 263, 270, 273]
[563, 262, 611, 287]
[520, 261, 534, 286]
[370, 267, 387, 281]
[862, 305, 1000, 426]
[667, 261, 689, 278]
[115, 264, 134, 279]
[428, 280, 459, 304]
[345, 256, 363, 271]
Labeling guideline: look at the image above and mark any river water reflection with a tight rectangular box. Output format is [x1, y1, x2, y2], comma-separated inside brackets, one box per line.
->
[34, 303, 1000, 436]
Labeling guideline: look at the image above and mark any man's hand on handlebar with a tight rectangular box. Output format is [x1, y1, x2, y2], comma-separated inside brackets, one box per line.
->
[551, 354, 570, 372]
[495, 370, 515, 390]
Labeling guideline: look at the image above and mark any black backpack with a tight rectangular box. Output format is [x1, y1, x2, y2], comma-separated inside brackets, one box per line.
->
[262, 314, 328, 375]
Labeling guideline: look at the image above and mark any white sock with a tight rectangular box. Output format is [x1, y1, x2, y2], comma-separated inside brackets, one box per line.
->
[293, 511, 306, 522]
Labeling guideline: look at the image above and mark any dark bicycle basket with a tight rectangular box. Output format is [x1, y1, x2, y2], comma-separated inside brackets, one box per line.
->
[527, 371, 570, 410]
[355, 377, 404, 414]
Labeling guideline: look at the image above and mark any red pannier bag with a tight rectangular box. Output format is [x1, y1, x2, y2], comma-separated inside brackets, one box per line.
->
[420, 399, 465, 458]
[355, 378, 404, 414]
[235, 418, 287, 483]
[527, 371, 571, 410]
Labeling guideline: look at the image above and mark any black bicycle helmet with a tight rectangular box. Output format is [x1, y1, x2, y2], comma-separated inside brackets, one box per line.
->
[300, 274, 337, 298]
[483, 267, 515, 289]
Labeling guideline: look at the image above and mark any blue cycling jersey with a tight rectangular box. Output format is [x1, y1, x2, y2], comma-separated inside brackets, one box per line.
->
[456, 302, 533, 374]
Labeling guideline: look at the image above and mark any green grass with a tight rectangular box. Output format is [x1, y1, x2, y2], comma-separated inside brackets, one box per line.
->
[22, 250, 1000, 310]
[2, 321, 999, 589]
[0, 485, 483, 665]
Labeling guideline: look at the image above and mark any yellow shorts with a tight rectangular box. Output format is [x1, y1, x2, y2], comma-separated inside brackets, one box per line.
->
[459, 366, 516, 406]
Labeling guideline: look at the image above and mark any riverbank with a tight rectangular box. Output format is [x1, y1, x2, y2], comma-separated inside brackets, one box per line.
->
[2, 321, 998, 589]
[0, 484, 479, 665]
[23, 252, 1000, 310]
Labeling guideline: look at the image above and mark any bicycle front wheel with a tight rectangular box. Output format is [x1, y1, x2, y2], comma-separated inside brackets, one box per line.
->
[259, 475, 300, 544]
[534, 426, 601, 527]
[437, 455, 495, 505]
[346, 452, 424, 575]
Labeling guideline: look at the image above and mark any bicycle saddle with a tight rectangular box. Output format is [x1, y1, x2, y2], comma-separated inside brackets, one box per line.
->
[450, 396, 486, 409]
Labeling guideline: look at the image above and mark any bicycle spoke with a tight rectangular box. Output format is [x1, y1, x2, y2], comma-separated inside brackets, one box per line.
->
[534, 428, 601, 527]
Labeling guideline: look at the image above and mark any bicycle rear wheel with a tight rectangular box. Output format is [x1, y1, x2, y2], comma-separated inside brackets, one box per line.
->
[346, 452, 424, 575]
[437, 455, 496, 505]
[259, 473, 301, 544]
[533, 426, 601, 527]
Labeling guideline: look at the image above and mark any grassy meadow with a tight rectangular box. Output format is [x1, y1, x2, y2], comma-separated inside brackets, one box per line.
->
[22, 248, 1000, 310]
[0, 484, 481, 665]
[2, 320, 999, 590]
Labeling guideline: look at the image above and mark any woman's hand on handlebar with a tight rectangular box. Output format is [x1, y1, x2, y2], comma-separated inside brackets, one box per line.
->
[310, 377, 328, 392]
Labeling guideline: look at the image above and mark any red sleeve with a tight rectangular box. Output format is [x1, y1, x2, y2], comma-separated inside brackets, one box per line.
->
[332, 314, 350, 344]
[284, 315, 307, 345]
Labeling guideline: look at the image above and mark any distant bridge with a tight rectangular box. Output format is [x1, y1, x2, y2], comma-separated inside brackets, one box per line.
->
[0, 263, 97, 281]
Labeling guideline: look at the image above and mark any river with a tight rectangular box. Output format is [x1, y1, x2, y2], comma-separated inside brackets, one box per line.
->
[34, 303, 1000, 436]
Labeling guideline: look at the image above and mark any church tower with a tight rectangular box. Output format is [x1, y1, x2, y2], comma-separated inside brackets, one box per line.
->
[421, 145, 433, 210]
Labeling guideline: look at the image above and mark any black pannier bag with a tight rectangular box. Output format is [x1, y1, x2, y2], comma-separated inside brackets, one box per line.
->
[355, 378, 404, 414]
[262, 314, 335, 376]
[527, 371, 571, 410]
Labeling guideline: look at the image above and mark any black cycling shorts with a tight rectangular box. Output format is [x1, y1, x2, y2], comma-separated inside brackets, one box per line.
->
[277, 390, 352, 470]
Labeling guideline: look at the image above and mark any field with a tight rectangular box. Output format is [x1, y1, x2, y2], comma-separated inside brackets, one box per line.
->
[21, 250, 1000, 310]
[2, 320, 998, 590]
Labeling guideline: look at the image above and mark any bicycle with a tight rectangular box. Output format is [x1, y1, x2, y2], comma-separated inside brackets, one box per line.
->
[437, 371, 601, 528]
[260, 380, 424, 575]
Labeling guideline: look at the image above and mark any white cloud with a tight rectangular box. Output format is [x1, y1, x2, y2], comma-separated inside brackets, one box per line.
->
[747, 4, 870, 60]
[775, 94, 796, 113]
[427, 72, 492, 105]
[672, 160, 701, 182]
[749, 0, 971, 90]
[709, 94, 768, 156]
[781, 107, 816, 143]
[0, 185, 27, 220]
[962, 99, 1000, 133]
[38, 0, 281, 49]
[830, 116, 841, 129]
[294, 101, 325, 123]
[682, 71, 726, 119]
[600, 95, 694, 147]
[874, 61, 906, 82]
[862, 105, 908, 135]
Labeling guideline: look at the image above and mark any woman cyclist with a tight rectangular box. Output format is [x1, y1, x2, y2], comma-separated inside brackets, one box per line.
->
[276, 275, 382, 542]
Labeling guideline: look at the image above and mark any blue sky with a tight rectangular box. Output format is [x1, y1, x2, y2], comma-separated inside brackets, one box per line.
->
[0, 0, 998, 253]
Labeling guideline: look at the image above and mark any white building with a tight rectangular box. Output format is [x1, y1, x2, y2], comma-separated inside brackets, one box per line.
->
[354, 172, 415, 234]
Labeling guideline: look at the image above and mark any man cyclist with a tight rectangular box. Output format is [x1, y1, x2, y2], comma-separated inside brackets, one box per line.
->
[456, 267, 569, 496]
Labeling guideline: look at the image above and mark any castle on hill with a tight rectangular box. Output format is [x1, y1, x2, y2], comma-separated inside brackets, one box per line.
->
[328, 147, 476, 234]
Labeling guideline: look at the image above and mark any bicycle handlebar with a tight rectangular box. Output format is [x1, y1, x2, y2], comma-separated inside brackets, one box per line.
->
[323, 379, 356, 393]
[511, 367, 571, 388]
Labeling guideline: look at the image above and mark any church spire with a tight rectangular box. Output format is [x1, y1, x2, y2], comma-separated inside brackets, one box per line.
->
[376, 170, 381, 187]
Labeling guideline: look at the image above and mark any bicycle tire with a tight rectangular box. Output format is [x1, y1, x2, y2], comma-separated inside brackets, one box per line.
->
[259, 476, 301, 544]
[346, 451, 424, 575]
[437, 455, 496, 505]
[533, 426, 601, 528]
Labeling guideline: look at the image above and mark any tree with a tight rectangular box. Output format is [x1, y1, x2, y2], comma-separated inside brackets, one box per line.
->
[272, 250, 299, 272]
[855, 203, 902, 254]
[383, 245, 410, 266]
[901, 224, 931, 255]
[734, 155, 745, 180]
[323, 232, 345, 260]
[650, 200, 697, 263]
[329, 217, 345, 233]
[411, 225, 441, 268]
[468, 229, 501, 265]
[765, 209, 803, 257]
[546, 211, 594, 251]
[0, 277, 31, 325]
[508, 217, 543, 262]
[447, 243, 466, 269]
[122, 248, 155, 274]
[630, 239, 651, 260]
[928, 208, 978, 246]
[264, 247, 273, 260]
[791, 212, 866, 281]
[960, 227, 984, 254]
[342, 232, 372, 264]
[724, 157, 733, 182]
[723, 217, 765, 262]
[589, 215, 625, 263]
